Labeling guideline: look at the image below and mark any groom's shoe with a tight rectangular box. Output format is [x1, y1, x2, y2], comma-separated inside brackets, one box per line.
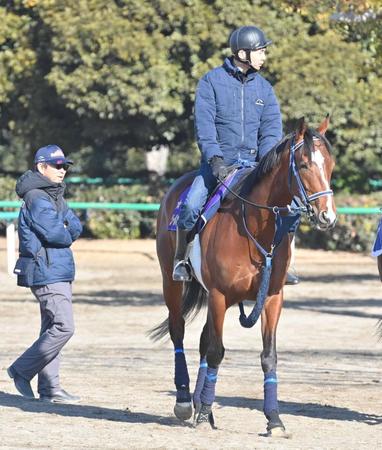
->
[40, 389, 80, 404]
[7, 367, 35, 399]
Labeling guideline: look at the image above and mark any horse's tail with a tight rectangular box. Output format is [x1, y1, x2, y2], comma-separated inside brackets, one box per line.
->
[148, 278, 208, 341]
[182, 278, 208, 322]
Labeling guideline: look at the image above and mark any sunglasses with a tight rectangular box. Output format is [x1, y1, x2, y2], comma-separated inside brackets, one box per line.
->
[48, 163, 70, 171]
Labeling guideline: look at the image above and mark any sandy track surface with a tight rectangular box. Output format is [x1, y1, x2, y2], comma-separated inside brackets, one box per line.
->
[0, 238, 381, 449]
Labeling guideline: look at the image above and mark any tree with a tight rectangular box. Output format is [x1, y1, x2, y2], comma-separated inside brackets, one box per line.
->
[0, 0, 381, 191]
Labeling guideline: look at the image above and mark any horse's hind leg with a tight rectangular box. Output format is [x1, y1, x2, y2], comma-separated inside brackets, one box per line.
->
[261, 291, 288, 437]
[163, 279, 193, 420]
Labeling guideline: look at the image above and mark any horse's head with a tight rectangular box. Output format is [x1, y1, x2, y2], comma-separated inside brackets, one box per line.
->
[289, 116, 336, 230]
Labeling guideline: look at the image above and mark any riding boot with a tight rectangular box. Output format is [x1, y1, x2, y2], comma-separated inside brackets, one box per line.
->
[172, 228, 192, 282]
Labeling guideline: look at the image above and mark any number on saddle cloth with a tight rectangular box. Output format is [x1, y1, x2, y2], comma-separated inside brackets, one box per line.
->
[168, 169, 247, 233]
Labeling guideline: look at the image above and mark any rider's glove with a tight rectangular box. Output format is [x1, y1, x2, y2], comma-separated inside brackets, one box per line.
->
[209, 156, 228, 180]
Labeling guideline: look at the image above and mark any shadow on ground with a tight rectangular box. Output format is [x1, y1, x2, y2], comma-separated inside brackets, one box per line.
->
[283, 297, 382, 320]
[2, 389, 380, 428]
[300, 273, 379, 283]
[0, 391, 192, 427]
[6, 288, 382, 323]
[4, 290, 163, 307]
[215, 396, 382, 426]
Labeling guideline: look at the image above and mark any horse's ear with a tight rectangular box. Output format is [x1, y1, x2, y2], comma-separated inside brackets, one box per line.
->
[296, 117, 306, 141]
[317, 114, 330, 135]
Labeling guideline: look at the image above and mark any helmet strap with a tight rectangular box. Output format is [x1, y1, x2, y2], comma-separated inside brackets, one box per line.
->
[234, 50, 257, 71]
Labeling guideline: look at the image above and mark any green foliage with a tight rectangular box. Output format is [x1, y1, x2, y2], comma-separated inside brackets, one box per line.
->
[297, 191, 382, 252]
[0, 5, 35, 104]
[0, 175, 18, 201]
[0, 0, 381, 194]
[86, 209, 143, 239]
[1, 173, 381, 246]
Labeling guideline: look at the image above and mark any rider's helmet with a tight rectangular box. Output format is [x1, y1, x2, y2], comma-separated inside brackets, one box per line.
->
[229, 26, 272, 55]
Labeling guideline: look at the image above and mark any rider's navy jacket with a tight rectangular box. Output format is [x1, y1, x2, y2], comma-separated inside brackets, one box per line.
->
[194, 57, 282, 166]
[16, 170, 82, 285]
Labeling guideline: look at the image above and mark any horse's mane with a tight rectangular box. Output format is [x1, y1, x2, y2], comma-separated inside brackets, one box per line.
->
[238, 127, 332, 197]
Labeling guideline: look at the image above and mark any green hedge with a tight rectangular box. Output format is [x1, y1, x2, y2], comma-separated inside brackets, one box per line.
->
[1, 175, 381, 249]
[65, 176, 167, 239]
[297, 192, 382, 252]
[0, 174, 164, 239]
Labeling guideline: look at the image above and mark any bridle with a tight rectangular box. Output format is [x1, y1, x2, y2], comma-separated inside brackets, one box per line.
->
[288, 136, 333, 223]
[219, 133, 333, 218]
[218, 133, 334, 260]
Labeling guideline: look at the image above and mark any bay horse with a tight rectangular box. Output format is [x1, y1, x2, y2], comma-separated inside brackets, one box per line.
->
[377, 256, 382, 337]
[372, 221, 382, 337]
[151, 117, 336, 435]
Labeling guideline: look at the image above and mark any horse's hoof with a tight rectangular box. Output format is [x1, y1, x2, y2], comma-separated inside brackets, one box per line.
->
[193, 403, 217, 429]
[174, 402, 193, 421]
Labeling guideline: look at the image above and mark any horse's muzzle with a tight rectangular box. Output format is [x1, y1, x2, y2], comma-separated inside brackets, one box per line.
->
[317, 210, 337, 230]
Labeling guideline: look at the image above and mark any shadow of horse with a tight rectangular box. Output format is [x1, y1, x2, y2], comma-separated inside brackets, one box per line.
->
[0, 391, 193, 427]
[214, 395, 382, 426]
[301, 274, 380, 283]
[4, 290, 163, 307]
[284, 297, 382, 320]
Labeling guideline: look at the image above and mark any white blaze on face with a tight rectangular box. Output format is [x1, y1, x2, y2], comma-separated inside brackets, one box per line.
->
[311, 147, 336, 224]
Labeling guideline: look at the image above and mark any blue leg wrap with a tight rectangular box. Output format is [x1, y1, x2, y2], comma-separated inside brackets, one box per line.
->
[200, 366, 218, 406]
[193, 358, 208, 406]
[174, 347, 190, 390]
[263, 370, 278, 415]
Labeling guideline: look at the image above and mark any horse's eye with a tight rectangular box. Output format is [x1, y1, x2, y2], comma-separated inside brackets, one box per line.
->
[299, 163, 309, 170]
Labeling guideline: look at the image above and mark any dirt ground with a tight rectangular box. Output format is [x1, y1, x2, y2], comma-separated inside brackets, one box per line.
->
[0, 237, 381, 450]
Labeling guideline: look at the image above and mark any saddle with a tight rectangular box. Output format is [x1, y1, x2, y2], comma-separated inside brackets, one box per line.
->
[168, 167, 249, 234]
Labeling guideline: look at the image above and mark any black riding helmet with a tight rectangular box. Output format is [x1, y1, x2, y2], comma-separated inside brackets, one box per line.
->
[229, 26, 272, 55]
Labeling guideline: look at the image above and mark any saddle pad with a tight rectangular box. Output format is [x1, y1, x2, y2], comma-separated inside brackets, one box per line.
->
[371, 217, 382, 257]
[168, 168, 247, 231]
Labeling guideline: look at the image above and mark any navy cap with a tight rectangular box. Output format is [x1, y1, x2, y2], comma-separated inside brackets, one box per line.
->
[34, 145, 73, 165]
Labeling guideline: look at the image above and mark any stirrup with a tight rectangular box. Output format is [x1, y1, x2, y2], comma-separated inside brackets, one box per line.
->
[285, 271, 299, 285]
[172, 260, 191, 282]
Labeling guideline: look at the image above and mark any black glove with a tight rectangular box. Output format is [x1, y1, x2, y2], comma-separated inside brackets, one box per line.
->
[209, 156, 228, 179]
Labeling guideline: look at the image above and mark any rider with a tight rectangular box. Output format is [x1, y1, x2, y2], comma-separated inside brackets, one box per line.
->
[173, 25, 283, 281]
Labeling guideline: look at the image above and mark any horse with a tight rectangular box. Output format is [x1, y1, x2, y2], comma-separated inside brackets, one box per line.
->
[377, 256, 382, 337]
[371, 222, 382, 337]
[151, 116, 336, 435]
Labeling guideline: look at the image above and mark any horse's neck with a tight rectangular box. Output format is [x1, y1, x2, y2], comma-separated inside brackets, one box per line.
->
[248, 165, 291, 207]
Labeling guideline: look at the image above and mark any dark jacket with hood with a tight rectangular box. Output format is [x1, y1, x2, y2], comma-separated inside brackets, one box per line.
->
[16, 170, 82, 286]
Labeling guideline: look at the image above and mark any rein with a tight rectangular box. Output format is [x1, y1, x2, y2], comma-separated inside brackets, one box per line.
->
[219, 136, 333, 216]
[232, 136, 334, 328]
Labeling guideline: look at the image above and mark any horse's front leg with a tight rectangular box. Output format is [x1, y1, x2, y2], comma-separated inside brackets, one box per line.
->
[164, 280, 192, 420]
[194, 289, 226, 428]
[261, 291, 288, 437]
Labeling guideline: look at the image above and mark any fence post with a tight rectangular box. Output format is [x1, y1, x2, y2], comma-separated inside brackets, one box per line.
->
[6, 222, 16, 276]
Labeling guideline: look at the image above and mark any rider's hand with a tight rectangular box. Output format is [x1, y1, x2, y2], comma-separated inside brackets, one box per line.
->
[209, 156, 228, 180]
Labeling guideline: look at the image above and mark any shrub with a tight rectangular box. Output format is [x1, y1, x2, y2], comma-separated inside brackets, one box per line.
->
[296, 192, 382, 252]
[1, 173, 382, 248]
